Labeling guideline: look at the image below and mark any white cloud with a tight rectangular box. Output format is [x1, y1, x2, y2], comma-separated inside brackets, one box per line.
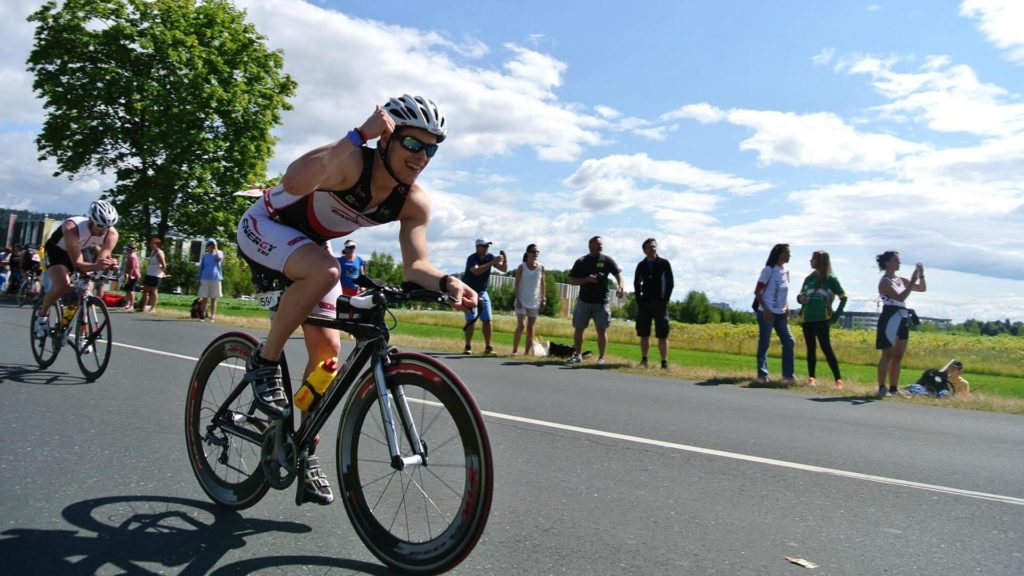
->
[844, 54, 1024, 136]
[960, 0, 1024, 64]
[812, 48, 836, 67]
[237, 0, 604, 164]
[726, 109, 929, 171]
[661, 102, 726, 124]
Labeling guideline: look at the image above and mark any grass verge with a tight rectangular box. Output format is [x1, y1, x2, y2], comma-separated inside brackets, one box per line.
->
[137, 299, 1024, 415]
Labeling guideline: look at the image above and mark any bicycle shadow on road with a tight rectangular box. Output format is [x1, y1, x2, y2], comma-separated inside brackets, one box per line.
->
[808, 395, 880, 406]
[0, 363, 93, 386]
[0, 494, 390, 575]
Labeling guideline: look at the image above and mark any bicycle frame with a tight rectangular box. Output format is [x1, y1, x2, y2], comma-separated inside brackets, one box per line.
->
[209, 292, 429, 479]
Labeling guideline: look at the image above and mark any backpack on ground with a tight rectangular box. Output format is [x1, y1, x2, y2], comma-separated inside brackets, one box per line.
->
[190, 298, 206, 320]
[916, 368, 951, 396]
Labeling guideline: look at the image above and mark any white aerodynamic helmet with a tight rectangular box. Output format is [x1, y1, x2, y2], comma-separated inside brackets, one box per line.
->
[88, 200, 119, 228]
[383, 94, 447, 142]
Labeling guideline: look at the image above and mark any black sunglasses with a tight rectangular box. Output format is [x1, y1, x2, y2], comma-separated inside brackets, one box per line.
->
[398, 135, 439, 158]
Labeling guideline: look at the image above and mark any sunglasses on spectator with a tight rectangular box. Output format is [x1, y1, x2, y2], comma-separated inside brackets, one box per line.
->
[398, 135, 439, 158]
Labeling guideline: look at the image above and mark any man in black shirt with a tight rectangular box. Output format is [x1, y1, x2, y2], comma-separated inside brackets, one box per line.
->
[568, 236, 624, 365]
[633, 238, 674, 369]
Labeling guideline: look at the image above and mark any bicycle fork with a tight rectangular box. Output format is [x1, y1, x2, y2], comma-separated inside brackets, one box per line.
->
[372, 357, 427, 471]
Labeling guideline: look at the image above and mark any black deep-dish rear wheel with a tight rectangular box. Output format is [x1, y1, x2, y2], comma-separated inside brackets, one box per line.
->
[30, 299, 62, 369]
[74, 295, 112, 380]
[185, 332, 274, 509]
[337, 352, 493, 574]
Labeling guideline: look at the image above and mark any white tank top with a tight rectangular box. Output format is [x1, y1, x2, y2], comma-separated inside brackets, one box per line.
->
[879, 276, 906, 307]
[56, 217, 108, 251]
[517, 262, 543, 309]
[147, 251, 165, 278]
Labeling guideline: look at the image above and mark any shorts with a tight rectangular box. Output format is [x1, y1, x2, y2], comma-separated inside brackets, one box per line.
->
[143, 275, 163, 289]
[236, 201, 341, 319]
[198, 279, 223, 298]
[465, 290, 492, 322]
[515, 304, 540, 319]
[876, 305, 910, 349]
[123, 277, 138, 292]
[636, 300, 670, 338]
[573, 300, 611, 331]
[44, 243, 73, 271]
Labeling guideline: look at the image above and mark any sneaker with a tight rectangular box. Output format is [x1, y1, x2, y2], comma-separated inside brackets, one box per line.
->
[34, 316, 48, 338]
[567, 354, 581, 365]
[661, 360, 669, 370]
[597, 357, 606, 366]
[80, 343, 92, 355]
[639, 358, 649, 368]
[757, 373, 770, 384]
[484, 346, 496, 356]
[463, 346, 472, 355]
[835, 379, 845, 390]
[296, 454, 334, 506]
[807, 377, 818, 387]
[208, 316, 215, 323]
[888, 386, 899, 396]
[878, 386, 890, 398]
[244, 348, 290, 418]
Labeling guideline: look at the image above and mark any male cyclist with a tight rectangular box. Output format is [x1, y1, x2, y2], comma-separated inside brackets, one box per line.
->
[35, 201, 120, 338]
[236, 94, 477, 505]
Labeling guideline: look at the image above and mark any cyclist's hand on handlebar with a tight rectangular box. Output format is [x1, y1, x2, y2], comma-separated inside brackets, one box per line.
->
[446, 277, 478, 312]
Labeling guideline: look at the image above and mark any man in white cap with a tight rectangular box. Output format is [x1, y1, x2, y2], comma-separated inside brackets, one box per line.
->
[462, 238, 507, 354]
[197, 238, 223, 321]
[337, 238, 366, 296]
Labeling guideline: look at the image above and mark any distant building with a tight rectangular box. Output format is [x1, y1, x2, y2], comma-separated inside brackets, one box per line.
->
[837, 310, 952, 330]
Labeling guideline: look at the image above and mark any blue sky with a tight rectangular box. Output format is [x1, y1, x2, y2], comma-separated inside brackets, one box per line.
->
[3, 0, 1023, 322]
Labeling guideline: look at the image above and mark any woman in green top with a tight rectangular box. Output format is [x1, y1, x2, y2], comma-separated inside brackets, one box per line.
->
[797, 250, 848, 388]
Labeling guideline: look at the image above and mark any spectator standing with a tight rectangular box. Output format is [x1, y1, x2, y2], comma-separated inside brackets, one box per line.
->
[875, 250, 926, 397]
[568, 236, 624, 365]
[796, 250, 847, 389]
[336, 239, 366, 296]
[511, 244, 545, 356]
[120, 244, 140, 311]
[633, 238, 674, 369]
[197, 239, 224, 322]
[462, 239, 507, 355]
[754, 243, 795, 383]
[140, 237, 167, 312]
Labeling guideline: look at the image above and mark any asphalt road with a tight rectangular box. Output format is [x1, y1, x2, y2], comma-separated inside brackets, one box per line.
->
[1, 298, 1022, 575]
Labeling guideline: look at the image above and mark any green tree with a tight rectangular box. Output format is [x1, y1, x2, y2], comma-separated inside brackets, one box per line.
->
[163, 246, 198, 295]
[542, 271, 560, 317]
[220, 245, 255, 297]
[366, 251, 404, 286]
[27, 0, 296, 243]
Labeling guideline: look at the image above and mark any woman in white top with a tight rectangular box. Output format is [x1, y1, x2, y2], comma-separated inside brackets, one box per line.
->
[875, 250, 926, 397]
[511, 244, 546, 355]
[753, 243, 795, 383]
[140, 237, 168, 312]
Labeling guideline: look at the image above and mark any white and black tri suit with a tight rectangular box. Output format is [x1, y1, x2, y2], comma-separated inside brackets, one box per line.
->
[237, 146, 407, 318]
[44, 216, 110, 271]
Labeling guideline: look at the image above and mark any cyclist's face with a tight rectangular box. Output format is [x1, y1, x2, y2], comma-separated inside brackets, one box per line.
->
[389, 128, 438, 182]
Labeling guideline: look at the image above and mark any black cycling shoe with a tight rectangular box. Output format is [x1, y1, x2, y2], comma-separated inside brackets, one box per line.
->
[245, 348, 290, 418]
[296, 454, 334, 506]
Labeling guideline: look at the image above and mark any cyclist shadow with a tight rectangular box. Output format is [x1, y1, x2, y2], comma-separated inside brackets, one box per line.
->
[0, 494, 390, 575]
[0, 363, 93, 386]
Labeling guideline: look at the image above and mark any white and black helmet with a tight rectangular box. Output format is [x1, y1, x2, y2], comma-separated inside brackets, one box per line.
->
[88, 200, 119, 228]
[383, 94, 447, 142]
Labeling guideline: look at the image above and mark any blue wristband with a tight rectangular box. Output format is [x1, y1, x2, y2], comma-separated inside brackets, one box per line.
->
[345, 129, 364, 147]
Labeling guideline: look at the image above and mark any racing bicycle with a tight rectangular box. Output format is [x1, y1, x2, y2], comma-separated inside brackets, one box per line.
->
[30, 272, 115, 380]
[185, 278, 493, 574]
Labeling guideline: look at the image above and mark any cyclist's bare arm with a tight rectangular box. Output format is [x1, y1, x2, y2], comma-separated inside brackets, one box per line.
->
[281, 106, 394, 196]
[397, 189, 477, 312]
[94, 229, 120, 271]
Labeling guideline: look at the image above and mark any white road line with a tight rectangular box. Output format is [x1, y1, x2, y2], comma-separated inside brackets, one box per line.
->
[482, 410, 1024, 506]
[111, 339, 1024, 507]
